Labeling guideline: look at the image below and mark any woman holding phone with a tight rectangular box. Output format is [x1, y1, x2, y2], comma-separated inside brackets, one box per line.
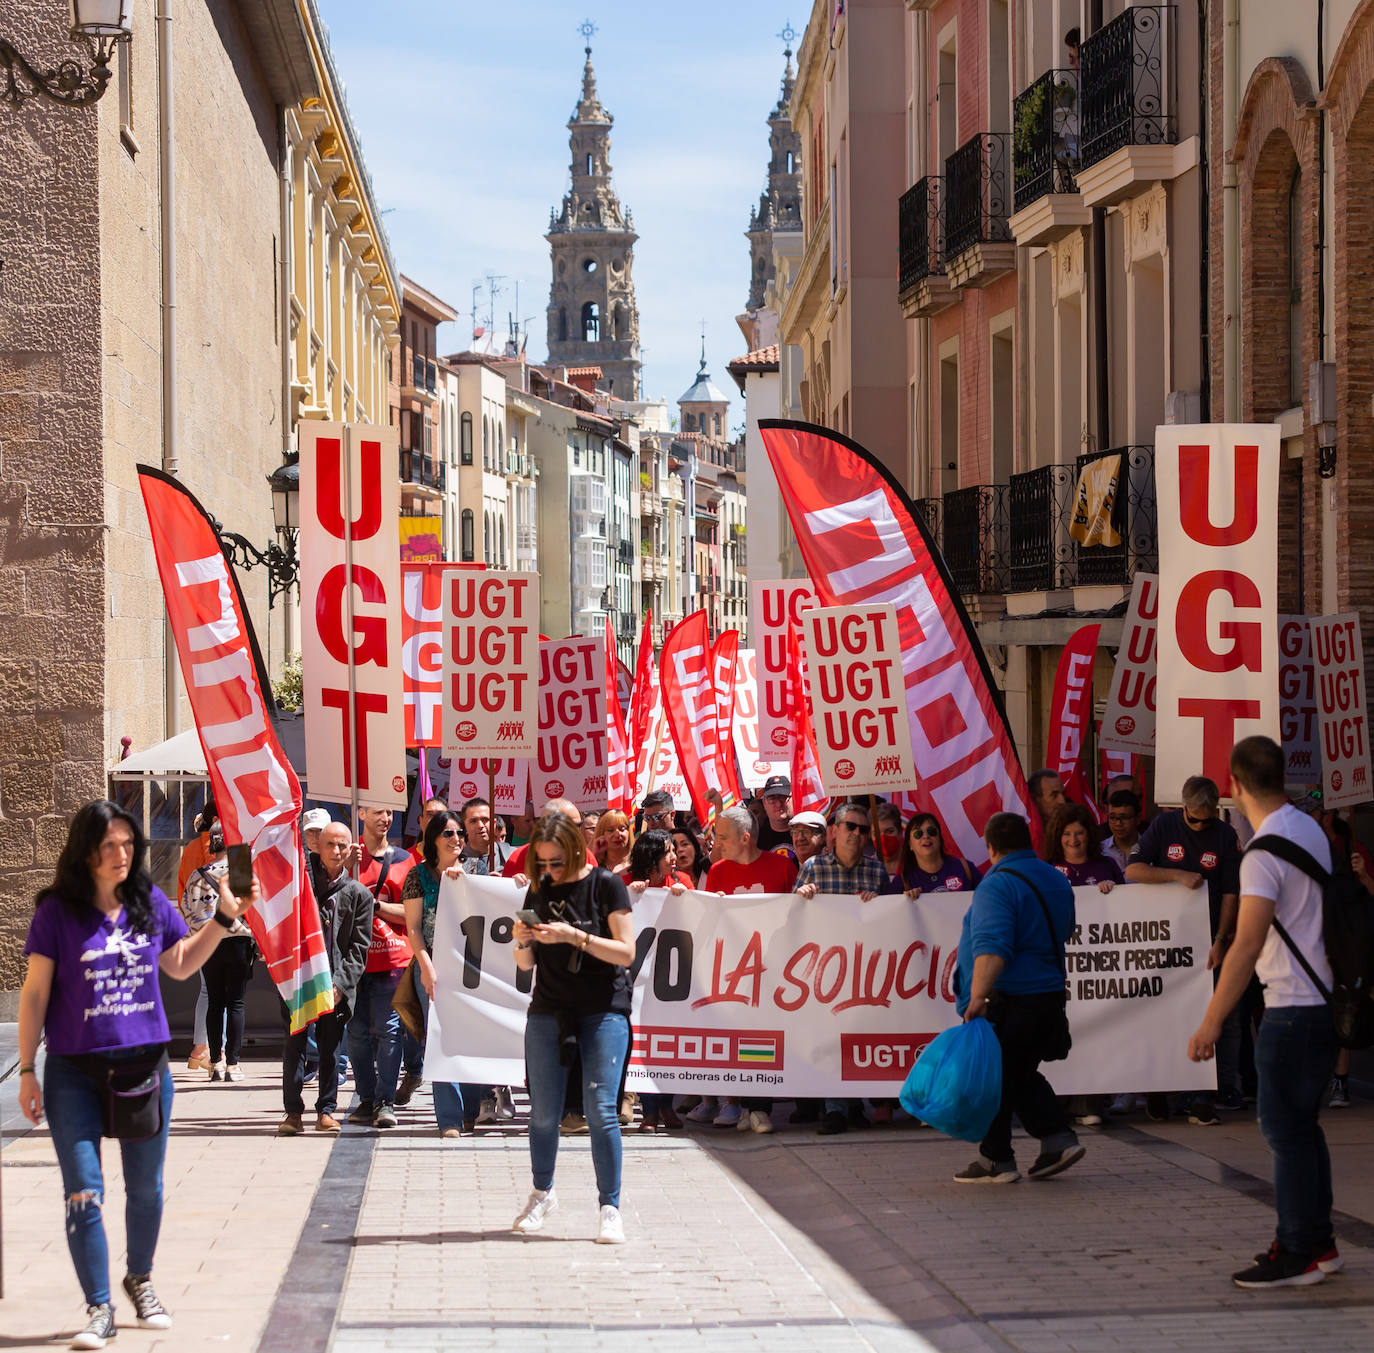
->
[511, 811, 635, 1243]
[17, 800, 255, 1349]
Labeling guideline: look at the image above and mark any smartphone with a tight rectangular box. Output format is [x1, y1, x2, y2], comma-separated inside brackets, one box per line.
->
[516, 908, 542, 927]
[226, 844, 254, 899]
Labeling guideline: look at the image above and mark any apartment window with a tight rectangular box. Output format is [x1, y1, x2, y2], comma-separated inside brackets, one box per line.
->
[482, 416, 489, 468]
[939, 347, 960, 493]
[1288, 169, 1304, 408]
[117, 38, 136, 153]
[461, 509, 474, 562]
[460, 412, 473, 465]
[484, 513, 491, 564]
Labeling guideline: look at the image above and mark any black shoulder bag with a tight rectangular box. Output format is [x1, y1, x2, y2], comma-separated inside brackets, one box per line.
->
[999, 869, 1073, 1061]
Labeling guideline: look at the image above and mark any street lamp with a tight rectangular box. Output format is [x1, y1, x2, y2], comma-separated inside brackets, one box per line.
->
[1, 1, 133, 110]
[215, 457, 301, 610]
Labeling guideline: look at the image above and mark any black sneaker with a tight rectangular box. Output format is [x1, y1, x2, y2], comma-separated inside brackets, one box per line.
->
[1145, 1093, 1170, 1122]
[1027, 1144, 1086, 1180]
[817, 1111, 849, 1135]
[122, 1271, 172, 1329]
[394, 1071, 423, 1106]
[70, 1303, 116, 1350]
[1253, 1239, 1345, 1275]
[1187, 1103, 1220, 1127]
[953, 1157, 1020, 1183]
[346, 1101, 376, 1125]
[1232, 1247, 1325, 1288]
[1216, 1089, 1246, 1112]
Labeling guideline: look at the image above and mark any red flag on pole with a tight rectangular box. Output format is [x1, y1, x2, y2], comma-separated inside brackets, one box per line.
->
[1046, 623, 1103, 822]
[660, 610, 727, 823]
[138, 468, 332, 1033]
[605, 616, 632, 812]
[711, 630, 744, 806]
[628, 613, 657, 801]
[787, 622, 829, 814]
[760, 420, 1030, 865]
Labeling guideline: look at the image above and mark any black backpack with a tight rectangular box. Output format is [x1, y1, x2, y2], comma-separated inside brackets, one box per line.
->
[1246, 834, 1374, 1049]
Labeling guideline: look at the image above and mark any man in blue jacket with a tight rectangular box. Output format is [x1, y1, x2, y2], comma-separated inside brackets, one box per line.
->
[953, 812, 1085, 1183]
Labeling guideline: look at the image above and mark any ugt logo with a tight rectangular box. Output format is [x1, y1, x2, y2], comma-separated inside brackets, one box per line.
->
[495, 720, 525, 741]
[873, 755, 901, 776]
[582, 775, 606, 795]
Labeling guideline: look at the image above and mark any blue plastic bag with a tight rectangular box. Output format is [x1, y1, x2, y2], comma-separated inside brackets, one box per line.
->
[898, 1018, 1002, 1142]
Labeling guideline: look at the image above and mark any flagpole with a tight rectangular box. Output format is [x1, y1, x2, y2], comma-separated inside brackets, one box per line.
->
[343, 424, 360, 848]
[487, 759, 497, 873]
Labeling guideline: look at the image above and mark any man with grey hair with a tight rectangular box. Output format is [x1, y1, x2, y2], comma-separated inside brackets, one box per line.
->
[1126, 774, 1242, 1123]
[705, 806, 799, 895]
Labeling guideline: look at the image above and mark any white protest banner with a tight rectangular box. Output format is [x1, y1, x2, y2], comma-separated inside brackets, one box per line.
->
[1099, 572, 1158, 755]
[1311, 613, 1372, 809]
[531, 635, 608, 811]
[426, 876, 1214, 1098]
[299, 421, 407, 807]
[752, 579, 817, 757]
[732, 649, 787, 790]
[1155, 424, 1280, 802]
[802, 603, 916, 797]
[1279, 615, 1319, 787]
[441, 570, 539, 759]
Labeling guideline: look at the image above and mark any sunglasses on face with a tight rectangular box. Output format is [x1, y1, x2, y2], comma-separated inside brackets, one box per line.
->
[1183, 808, 1214, 827]
[438, 828, 462, 838]
[644, 811, 674, 825]
[912, 827, 941, 841]
[839, 821, 871, 835]
[535, 855, 566, 870]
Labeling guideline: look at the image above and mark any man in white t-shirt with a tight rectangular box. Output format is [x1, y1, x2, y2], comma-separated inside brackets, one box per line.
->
[1188, 735, 1340, 1290]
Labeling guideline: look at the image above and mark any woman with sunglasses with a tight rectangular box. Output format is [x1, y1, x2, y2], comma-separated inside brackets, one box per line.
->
[897, 813, 981, 897]
[511, 812, 635, 1243]
[402, 810, 486, 1136]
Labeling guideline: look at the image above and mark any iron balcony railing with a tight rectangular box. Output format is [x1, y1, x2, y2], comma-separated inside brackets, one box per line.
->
[1073, 445, 1158, 586]
[913, 497, 943, 553]
[898, 176, 945, 292]
[944, 133, 1013, 259]
[1009, 463, 1077, 592]
[1013, 68, 1080, 212]
[1080, 5, 1176, 169]
[942, 484, 1009, 596]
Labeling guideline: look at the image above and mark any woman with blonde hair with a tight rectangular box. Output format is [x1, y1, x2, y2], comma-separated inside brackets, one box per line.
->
[593, 808, 632, 875]
[511, 812, 635, 1243]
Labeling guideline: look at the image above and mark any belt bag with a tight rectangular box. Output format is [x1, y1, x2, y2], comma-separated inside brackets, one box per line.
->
[75, 1048, 169, 1140]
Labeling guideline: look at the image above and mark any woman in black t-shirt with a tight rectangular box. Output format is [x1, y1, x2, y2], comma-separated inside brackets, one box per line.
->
[511, 812, 636, 1244]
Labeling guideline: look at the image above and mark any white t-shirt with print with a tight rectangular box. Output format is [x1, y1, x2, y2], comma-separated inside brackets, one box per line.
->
[1241, 803, 1333, 1007]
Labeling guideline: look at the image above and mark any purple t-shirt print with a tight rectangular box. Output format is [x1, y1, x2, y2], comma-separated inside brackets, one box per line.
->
[1055, 858, 1124, 888]
[902, 857, 982, 893]
[24, 887, 188, 1056]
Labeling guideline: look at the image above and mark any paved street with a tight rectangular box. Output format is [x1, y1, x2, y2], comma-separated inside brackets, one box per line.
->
[2, 1059, 1373, 1353]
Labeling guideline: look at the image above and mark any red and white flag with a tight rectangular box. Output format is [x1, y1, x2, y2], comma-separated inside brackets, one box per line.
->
[605, 618, 633, 812]
[786, 622, 828, 815]
[761, 421, 1030, 864]
[628, 616, 659, 802]
[1045, 623, 1102, 821]
[138, 469, 331, 1033]
[711, 630, 744, 806]
[660, 610, 727, 823]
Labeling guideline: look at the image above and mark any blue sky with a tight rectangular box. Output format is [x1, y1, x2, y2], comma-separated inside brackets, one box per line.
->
[316, 0, 801, 418]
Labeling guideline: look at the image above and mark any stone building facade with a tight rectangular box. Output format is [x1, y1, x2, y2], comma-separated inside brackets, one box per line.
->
[545, 46, 643, 400]
[0, 0, 396, 997]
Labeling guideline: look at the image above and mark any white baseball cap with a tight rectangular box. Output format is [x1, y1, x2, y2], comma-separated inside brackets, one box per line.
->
[301, 808, 331, 831]
[790, 811, 827, 830]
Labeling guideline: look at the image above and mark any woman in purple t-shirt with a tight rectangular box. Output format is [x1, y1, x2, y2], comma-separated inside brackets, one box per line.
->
[1044, 802, 1123, 892]
[16, 801, 255, 1347]
[896, 813, 982, 897]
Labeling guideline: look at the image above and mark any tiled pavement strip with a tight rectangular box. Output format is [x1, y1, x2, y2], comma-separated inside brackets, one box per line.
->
[2, 1060, 1373, 1353]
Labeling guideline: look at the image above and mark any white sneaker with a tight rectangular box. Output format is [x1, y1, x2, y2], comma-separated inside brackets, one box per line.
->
[595, 1204, 626, 1244]
[712, 1101, 743, 1128]
[495, 1086, 517, 1120]
[512, 1187, 558, 1234]
[684, 1099, 718, 1124]
[475, 1096, 500, 1126]
[748, 1109, 774, 1134]
[225, 1064, 244, 1083]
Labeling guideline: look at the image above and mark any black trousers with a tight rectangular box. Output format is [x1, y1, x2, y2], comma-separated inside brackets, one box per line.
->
[202, 936, 254, 1064]
[980, 991, 1073, 1165]
[283, 1009, 347, 1116]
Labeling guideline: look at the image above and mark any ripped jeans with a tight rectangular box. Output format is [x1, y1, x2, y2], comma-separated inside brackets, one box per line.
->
[44, 1049, 175, 1306]
[525, 1011, 630, 1207]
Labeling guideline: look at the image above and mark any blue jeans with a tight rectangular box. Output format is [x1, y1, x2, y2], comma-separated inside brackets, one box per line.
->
[1256, 1004, 1338, 1254]
[347, 969, 405, 1107]
[525, 1011, 630, 1206]
[45, 1050, 175, 1306]
[412, 965, 485, 1128]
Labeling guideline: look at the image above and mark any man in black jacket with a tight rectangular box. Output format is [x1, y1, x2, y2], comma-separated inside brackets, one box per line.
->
[278, 821, 375, 1135]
